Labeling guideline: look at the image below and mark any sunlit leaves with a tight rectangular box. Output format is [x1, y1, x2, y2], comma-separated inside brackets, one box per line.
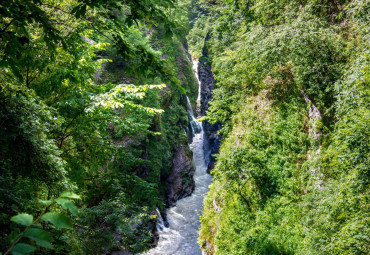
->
[10, 214, 33, 227]
[87, 84, 165, 113]
[55, 198, 78, 216]
[60, 192, 81, 200]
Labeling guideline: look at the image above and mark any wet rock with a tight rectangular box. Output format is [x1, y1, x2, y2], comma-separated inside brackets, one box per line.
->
[148, 210, 159, 247]
[166, 145, 195, 207]
[198, 61, 214, 118]
[110, 250, 131, 255]
[198, 60, 221, 172]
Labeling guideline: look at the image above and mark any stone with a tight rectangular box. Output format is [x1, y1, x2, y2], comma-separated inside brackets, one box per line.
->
[165, 145, 195, 207]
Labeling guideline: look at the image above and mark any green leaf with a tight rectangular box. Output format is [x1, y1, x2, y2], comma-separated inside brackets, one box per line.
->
[60, 192, 81, 200]
[11, 214, 33, 226]
[24, 228, 53, 249]
[41, 212, 73, 229]
[11, 243, 36, 255]
[38, 200, 53, 206]
[55, 198, 78, 216]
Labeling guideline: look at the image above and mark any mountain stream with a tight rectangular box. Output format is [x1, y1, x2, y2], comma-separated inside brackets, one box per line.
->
[143, 60, 212, 255]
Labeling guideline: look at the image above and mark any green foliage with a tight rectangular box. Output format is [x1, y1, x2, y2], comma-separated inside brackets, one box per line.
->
[4, 192, 79, 255]
[23, 228, 53, 249]
[187, 15, 210, 58]
[11, 243, 36, 255]
[41, 213, 73, 230]
[200, 90, 310, 254]
[195, 0, 370, 254]
[0, 0, 179, 81]
[10, 215, 33, 227]
[1, 0, 198, 253]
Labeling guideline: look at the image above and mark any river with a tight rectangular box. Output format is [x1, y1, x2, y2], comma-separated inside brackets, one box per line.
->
[143, 59, 212, 255]
[144, 130, 212, 255]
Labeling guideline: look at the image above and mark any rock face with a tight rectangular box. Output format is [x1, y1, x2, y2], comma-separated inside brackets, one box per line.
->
[111, 249, 131, 255]
[198, 59, 221, 172]
[148, 210, 160, 246]
[165, 145, 195, 207]
[198, 61, 214, 117]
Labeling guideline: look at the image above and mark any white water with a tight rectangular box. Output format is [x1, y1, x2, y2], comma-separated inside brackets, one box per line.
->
[192, 59, 202, 108]
[186, 96, 202, 135]
[144, 130, 212, 255]
[143, 59, 212, 255]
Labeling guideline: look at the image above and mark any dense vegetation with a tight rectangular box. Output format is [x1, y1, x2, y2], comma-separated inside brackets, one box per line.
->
[1, 0, 369, 254]
[190, 0, 369, 254]
[0, 0, 199, 254]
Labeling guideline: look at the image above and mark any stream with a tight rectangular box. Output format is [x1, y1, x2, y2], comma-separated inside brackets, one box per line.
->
[143, 60, 213, 255]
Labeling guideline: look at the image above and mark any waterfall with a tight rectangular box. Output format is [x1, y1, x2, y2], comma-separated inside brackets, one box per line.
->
[192, 59, 202, 108]
[143, 59, 212, 255]
[186, 95, 202, 135]
[155, 208, 165, 231]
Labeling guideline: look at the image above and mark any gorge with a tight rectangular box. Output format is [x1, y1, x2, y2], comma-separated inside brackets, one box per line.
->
[0, 1, 369, 255]
[143, 56, 215, 254]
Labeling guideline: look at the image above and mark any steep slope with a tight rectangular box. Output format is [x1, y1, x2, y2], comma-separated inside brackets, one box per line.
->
[190, 1, 370, 254]
[0, 1, 200, 254]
